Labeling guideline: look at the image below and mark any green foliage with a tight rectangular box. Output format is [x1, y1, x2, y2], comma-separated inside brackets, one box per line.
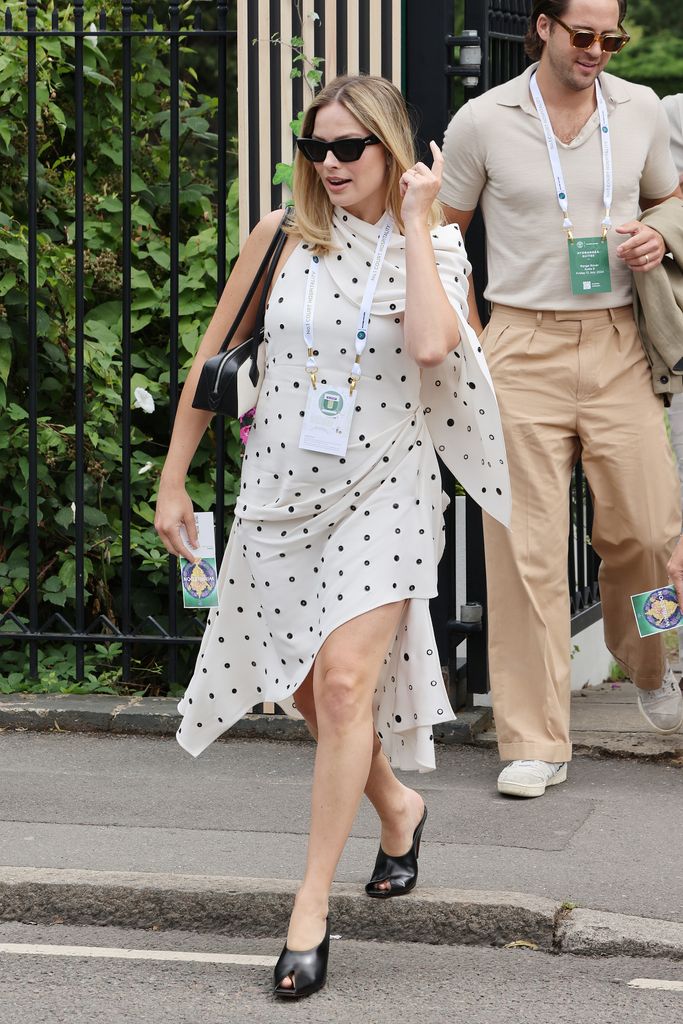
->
[0, 643, 125, 694]
[609, 4, 683, 96]
[613, 28, 683, 96]
[627, 1, 683, 38]
[0, 1, 242, 692]
[268, 8, 321, 191]
[608, 661, 627, 682]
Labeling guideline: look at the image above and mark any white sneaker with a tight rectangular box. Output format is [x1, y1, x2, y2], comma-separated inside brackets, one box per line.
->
[637, 667, 683, 734]
[497, 760, 568, 798]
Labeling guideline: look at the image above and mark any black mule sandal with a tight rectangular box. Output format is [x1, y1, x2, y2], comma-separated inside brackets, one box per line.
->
[273, 919, 331, 1000]
[365, 805, 428, 899]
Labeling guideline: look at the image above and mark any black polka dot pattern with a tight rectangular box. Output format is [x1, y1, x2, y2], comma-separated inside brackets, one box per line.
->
[176, 210, 509, 772]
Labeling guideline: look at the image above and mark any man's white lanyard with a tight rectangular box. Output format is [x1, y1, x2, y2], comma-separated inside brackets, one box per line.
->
[529, 72, 613, 240]
[302, 213, 395, 394]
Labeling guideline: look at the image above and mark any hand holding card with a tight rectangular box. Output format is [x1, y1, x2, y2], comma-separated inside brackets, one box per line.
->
[179, 511, 219, 609]
[631, 585, 682, 638]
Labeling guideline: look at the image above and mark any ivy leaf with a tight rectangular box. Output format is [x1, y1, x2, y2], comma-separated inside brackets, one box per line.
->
[84, 507, 109, 527]
[272, 162, 293, 188]
[97, 196, 123, 213]
[0, 337, 11, 385]
[81, 67, 115, 87]
[54, 507, 75, 529]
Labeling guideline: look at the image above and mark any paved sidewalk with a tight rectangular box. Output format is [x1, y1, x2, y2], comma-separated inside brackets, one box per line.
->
[478, 679, 683, 762]
[1, 676, 680, 760]
[0, 730, 681, 959]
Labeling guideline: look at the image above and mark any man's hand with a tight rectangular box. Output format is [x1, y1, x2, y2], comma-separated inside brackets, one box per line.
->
[615, 221, 666, 272]
[667, 535, 683, 611]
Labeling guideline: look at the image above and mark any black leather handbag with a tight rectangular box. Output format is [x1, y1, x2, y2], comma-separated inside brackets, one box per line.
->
[192, 213, 289, 419]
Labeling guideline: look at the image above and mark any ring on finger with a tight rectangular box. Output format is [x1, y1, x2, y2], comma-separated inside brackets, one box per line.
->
[644, 253, 650, 264]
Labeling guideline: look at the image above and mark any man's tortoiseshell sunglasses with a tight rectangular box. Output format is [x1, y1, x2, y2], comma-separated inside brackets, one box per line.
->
[549, 15, 630, 53]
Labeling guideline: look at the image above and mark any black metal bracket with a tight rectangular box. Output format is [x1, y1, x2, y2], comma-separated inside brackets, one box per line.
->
[446, 33, 482, 46]
[447, 619, 483, 637]
[445, 33, 482, 78]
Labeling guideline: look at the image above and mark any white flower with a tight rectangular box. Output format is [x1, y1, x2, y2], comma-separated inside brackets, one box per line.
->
[137, 461, 153, 476]
[71, 501, 76, 523]
[88, 23, 99, 46]
[133, 387, 155, 414]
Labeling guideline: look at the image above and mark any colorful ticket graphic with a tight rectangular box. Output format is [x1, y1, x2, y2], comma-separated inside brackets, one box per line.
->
[179, 511, 219, 609]
[630, 586, 682, 638]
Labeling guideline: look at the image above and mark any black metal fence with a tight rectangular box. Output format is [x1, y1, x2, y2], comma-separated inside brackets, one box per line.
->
[0, 1, 238, 690]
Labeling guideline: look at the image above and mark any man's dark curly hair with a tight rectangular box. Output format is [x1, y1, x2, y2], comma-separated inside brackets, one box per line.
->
[524, 0, 628, 60]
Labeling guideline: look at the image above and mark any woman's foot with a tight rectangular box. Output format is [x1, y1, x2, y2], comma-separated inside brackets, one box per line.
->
[276, 891, 329, 992]
[369, 788, 426, 894]
[273, 916, 330, 1000]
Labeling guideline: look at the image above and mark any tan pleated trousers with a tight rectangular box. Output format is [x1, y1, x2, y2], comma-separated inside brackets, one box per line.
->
[481, 304, 681, 763]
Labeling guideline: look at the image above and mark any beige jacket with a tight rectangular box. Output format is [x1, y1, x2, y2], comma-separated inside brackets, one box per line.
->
[633, 197, 683, 401]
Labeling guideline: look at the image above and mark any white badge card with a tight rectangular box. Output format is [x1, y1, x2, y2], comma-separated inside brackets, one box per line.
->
[178, 511, 219, 609]
[299, 383, 355, 456]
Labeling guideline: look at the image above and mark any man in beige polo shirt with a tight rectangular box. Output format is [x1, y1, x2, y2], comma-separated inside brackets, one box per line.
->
[440, 0, 683, 797]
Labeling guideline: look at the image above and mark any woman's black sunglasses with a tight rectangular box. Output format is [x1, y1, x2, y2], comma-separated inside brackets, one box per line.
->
[296, 135, 381, 163]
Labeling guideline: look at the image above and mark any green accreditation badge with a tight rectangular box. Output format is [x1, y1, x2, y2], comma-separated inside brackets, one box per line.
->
[568, 236, 612, 296]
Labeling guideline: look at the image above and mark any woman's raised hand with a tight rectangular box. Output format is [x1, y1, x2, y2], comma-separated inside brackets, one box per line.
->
[399, 141, 443, 224]
[154, 479, 200, 562]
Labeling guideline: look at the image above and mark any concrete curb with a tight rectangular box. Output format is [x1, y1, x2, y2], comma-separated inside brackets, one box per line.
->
[0, 868, 680, 959]
[556, 908, 683, 961]
[473, 728, 683, 764]
[0, 696, 492, 746]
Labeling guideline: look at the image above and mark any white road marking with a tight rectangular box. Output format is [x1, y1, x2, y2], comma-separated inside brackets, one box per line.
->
[628, 979, 683, 993]
[0, 943, 277, 967]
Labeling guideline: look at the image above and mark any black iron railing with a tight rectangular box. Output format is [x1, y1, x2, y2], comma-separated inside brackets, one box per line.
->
[0, 1, 237, 689]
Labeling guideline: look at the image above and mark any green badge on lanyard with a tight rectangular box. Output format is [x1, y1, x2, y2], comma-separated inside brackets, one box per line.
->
[568, 236, 612, 296]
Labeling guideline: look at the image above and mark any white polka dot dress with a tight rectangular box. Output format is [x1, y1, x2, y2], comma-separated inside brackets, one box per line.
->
[177, 210, 511, 771]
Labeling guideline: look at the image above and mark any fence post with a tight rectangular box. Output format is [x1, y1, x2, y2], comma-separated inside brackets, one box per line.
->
[26, 0, 39, 678]
[403, 0, 455, 158]
[74, 0, 86, 680]
[121, 0, 133, 680]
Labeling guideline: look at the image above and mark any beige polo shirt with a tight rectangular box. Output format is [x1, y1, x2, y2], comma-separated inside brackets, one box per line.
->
[663, 94, 683, 174]
[440, 65, 679, 311]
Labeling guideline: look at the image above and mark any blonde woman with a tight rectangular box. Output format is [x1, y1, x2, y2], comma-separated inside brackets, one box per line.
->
[155, 74, 509, 999]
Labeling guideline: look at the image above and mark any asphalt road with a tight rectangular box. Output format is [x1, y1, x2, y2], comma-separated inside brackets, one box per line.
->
[1, 732, 682, 921]
[1, 920, 681, 1024]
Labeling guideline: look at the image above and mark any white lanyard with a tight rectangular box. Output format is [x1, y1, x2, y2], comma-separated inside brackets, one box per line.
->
[302, 213, 395, 394]
[529, 72, 613, 239]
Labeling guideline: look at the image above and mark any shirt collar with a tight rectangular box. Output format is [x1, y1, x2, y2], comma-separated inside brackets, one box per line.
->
[496, 63, 632, 116]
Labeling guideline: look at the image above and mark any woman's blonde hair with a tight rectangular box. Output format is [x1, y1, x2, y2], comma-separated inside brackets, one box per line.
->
[289, 75, 442, 253]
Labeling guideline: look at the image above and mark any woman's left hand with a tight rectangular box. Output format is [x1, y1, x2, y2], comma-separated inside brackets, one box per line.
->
[400, 141, 443, 224]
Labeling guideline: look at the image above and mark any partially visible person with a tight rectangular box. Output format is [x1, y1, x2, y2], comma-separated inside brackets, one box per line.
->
[662, 95, 683, 514]
[659, 94, 683, 654]
[663, 94, 683, 187]
[440, 0, 683, 799]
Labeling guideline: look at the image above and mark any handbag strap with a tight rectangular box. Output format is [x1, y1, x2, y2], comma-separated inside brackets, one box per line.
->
[218, 208, 291, 355]
[245, 225, 289, 388]
[249, 226, 289, 353]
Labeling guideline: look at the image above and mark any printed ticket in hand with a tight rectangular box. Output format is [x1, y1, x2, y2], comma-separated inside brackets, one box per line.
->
[178, 511, 219, 609]
[630, 585, 682, 638]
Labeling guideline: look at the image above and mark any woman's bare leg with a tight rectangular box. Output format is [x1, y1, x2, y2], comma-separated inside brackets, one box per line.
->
[282, 601, 411, 968]
[295, 671, 425, 858]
